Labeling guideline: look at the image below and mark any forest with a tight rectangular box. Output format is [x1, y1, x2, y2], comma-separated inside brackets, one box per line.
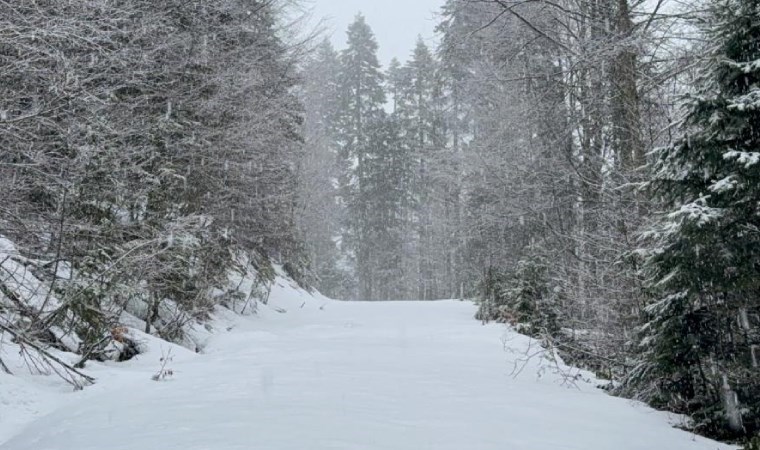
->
[1, 0, 759, 445]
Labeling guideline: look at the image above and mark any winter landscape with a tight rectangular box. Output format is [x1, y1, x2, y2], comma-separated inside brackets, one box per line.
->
[1, 0, 759, 448]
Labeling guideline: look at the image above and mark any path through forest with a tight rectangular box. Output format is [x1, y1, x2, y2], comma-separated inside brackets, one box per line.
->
[0, 299, 735, 450]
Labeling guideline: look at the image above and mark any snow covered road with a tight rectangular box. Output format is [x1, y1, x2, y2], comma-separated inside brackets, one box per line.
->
[1, 299, 735, 450]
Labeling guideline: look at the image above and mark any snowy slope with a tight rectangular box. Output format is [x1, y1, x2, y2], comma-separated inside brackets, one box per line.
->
[1, 296, 735, 450]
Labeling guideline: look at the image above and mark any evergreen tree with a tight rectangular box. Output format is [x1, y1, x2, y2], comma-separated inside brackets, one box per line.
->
[407, 39, 439, 301]
[437, 1, 479, 299]
[395, 38, 446, 300]
[387, 58, 409, 114]
[298, 40, 351, 298]
[626, 0, 760, 438]
[336, 14, 387, 299]
[361, 115, 412, 300]
[476, 250, 562, 339]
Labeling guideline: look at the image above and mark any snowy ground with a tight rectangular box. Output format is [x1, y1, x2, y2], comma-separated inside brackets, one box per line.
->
[0, 285, 736, 450]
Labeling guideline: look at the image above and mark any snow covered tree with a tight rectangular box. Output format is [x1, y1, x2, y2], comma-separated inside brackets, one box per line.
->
[298, 40, 353, 298]
[406, 39, 446, 300]
[391, 38, 448, 300]
[0, 0, 308, 359]
[626, 0, 760, 438]
[433, 0, 656, 380]
[436, 0, 548, 297]
[476, 250, 562, 338]
[336, 14, 387, 299]
[360, 115, 413, 300]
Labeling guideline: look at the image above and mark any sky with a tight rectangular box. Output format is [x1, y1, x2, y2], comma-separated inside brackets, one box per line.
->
[306, 0, 445, 67]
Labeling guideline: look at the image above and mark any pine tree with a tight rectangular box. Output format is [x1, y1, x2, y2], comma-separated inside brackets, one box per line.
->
[394, 38, 445, 300]
[627, 0, 760, 438]
[336, 14, 387, 299]
[407, 39, 440, 301]
[298, 40, 351, 298]
[387, 58, 408, 114]
[437, 1, 479, 299]
[361, 115, 411, 300]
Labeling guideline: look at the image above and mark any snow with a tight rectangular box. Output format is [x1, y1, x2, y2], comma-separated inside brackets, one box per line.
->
[726, 85, 760, 112]
[0, 288, 736, 450]
[0, 237, 61, 314]
[724, 150, 760, 168]
[709, 175, 738, 193]
[669, 196, 724, 226]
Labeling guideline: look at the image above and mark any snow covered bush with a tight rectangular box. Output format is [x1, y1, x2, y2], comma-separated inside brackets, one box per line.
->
[0, 0, 309, 385]
[476, 253, 561, 338]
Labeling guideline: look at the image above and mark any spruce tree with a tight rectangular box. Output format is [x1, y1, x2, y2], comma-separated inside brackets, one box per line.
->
[336, 14, 386, 299]
[387, 58, 408, 114]
[627, 0, 760, 438]
[361, 115, 411, 300]
[396, 39, 444, 300]
[298, 40, 350, 298]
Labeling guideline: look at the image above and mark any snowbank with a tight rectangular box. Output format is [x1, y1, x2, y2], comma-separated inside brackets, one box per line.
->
[0, 243, 326, 445]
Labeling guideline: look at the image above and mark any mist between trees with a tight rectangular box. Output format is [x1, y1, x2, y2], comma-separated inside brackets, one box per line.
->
[0, 0, 758, 445]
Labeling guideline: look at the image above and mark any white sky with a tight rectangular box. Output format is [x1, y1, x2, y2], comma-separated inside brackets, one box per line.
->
[305, 0, 445, 68]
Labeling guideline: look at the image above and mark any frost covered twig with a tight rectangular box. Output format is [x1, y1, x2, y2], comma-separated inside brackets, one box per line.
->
[151, 348, 175, 382]
[0, 323, 95, 389]
[502, 330, 585, 389]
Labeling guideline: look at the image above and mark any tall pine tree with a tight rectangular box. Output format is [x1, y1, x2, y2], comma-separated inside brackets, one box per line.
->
[336, 14, 386, 299]
[298, 40, 350, 298]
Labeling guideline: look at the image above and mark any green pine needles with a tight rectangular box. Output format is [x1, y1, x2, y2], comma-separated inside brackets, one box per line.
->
[624, 0, 760, 439]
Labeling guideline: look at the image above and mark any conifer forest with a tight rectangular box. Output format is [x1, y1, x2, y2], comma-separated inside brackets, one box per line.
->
[1, 0, 760, 447]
